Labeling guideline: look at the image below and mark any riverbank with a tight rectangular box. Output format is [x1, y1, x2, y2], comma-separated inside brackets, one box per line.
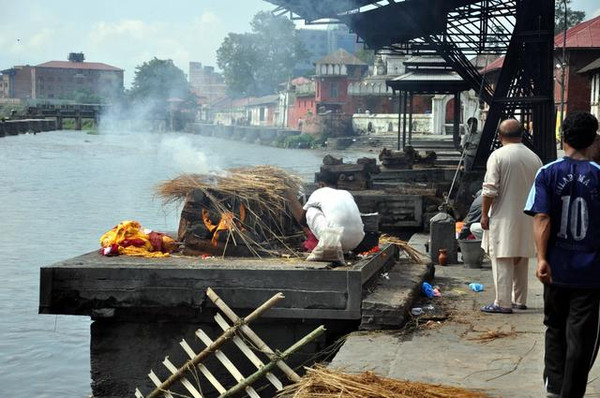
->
[330, 233, 600, 397]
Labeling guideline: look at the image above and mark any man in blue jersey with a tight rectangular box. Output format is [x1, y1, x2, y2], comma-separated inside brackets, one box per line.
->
[524, 111, 600, 398]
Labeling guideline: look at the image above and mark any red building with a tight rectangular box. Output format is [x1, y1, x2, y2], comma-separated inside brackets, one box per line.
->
[286, 77, 315, 129]
[482, 15, 600, 116]
[314, 49, 368, 115]
[554, 15, 600, 115]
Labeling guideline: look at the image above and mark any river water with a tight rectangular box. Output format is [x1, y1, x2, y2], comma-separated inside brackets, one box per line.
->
[0, 129, 373, 397]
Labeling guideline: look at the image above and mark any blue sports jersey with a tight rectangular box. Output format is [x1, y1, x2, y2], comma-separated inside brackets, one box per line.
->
[524, 157, 600, 288]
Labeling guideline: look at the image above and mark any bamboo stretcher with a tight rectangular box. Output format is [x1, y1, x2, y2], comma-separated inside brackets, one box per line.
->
[136, 288, 324, 398]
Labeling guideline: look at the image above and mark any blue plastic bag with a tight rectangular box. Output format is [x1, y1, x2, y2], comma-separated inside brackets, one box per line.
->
[422, 282, 435, 298]
[469, 283, 484, 292]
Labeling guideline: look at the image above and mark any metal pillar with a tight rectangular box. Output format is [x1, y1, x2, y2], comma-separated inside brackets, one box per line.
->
[453, 92, 461, 150]
[402, 91, 408, 149]
[397, 90, 402, 150]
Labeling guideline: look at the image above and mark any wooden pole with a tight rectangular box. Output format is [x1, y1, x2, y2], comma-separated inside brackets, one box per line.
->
[218, 325, 326, 398]
[206, 288, 301, 382]
[145, 290, 285, 398]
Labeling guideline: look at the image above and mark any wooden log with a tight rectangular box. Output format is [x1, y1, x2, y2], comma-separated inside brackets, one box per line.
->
[218, 325, 326, 398]
[206, 288, 301, 382]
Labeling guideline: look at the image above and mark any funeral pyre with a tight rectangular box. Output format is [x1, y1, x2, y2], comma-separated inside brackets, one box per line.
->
[156, 166, 304, 257]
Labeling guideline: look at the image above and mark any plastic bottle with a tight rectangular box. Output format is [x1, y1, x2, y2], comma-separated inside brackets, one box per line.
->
[422, 282, 436, 298]
[469, 283, 484, 292]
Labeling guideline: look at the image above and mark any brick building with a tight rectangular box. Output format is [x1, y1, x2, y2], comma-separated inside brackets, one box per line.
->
[0, 53, 123, 101]
[0, 65, 33, 99]
[188, 62, 227, 105]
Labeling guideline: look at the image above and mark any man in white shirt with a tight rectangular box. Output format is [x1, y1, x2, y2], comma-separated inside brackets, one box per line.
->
[287, 173, 365, 252]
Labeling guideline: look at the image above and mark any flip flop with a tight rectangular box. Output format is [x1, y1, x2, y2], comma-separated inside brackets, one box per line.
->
[481, 303, 513, 314]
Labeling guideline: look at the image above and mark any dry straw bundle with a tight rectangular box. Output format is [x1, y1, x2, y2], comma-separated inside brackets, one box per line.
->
[156, 166, 304, 257]
[277, 366, 490, 398]
[379, 234, 427, 263]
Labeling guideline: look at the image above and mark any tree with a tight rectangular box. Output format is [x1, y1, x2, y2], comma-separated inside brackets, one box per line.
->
[129, 58, 195, 116]
[217, 11, 308, 97]
[555, 0, 586, 34]
[354, 48, 376, 65]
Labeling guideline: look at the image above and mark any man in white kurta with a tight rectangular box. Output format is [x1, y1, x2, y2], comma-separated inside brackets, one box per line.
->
[480, 119, 542, 313]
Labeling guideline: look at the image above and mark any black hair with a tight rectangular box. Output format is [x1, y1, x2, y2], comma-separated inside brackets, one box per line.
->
[562, 111, 599, 150]
[315, 172, 338, 187]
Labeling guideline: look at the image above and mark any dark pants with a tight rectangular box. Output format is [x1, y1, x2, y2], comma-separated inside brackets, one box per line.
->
[543, 284, 600, 397]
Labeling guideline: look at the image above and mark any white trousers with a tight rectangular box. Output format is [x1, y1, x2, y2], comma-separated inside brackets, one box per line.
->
[470, 222, 484, 240]
[490, 256, 529, 308]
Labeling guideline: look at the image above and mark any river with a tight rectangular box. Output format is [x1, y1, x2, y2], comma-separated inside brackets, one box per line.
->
[0, 129, 374, 397]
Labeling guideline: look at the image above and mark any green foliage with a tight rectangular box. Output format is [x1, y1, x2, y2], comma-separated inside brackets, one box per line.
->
[217, 11, 309, 97]
[0, 103, 26, 118]
[555, 0, 586, 34]
[60, 119, 95, 130]
[129, 58, 195, 115]
[283, 133, 315, 149]
[354, 48, 376, 65]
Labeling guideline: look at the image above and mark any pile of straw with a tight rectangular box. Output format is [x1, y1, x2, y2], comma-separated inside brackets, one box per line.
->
[469, 327, 517, 343]
[155, 166, 304, 257]
[379, 234, 427, 263]
[277, 366, 490, 398]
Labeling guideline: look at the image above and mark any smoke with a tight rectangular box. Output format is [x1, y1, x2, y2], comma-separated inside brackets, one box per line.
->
[98, 98, 167, 133]
[158, 135, 211, 174]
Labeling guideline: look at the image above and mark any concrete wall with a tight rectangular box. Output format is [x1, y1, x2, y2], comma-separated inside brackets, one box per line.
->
[352, 113, 432, 134]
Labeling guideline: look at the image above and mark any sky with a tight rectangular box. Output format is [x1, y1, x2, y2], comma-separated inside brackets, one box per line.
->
[1, 0, 599, 89]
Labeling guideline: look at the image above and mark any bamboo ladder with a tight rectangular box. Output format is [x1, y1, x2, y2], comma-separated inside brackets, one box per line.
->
[135, 288, 325, 398]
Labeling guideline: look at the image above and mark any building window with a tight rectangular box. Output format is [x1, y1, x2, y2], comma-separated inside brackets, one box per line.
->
[259, 107, 266, 121]
[330, 82, 339, 98]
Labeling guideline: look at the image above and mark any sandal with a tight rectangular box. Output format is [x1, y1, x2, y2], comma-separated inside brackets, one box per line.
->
[481, 303, 513, 314]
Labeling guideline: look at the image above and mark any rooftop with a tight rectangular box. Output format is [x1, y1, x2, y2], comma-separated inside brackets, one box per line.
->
[555, 15, 600, 49]
[36, 61, 123, 71]
[579, 57, 600, 74]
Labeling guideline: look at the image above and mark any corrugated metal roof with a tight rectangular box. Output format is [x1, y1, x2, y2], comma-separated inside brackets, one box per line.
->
[555, 15, 600, 49]
[579, 57, 600, 74]
[36, 61, 123, 71]
[403, 55, 447, 65]
[315, 49, 366, 66]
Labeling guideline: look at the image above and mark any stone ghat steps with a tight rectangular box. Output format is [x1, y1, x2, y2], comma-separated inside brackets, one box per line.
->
[359, 134, 462, 168]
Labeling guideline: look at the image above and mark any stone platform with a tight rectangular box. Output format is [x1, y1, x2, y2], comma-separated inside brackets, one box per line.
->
[39, 244, 405, 397]
[39, 243, 397, 322]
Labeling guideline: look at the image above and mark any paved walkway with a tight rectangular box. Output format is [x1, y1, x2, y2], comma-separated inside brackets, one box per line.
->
[330, 236, 600, 397]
